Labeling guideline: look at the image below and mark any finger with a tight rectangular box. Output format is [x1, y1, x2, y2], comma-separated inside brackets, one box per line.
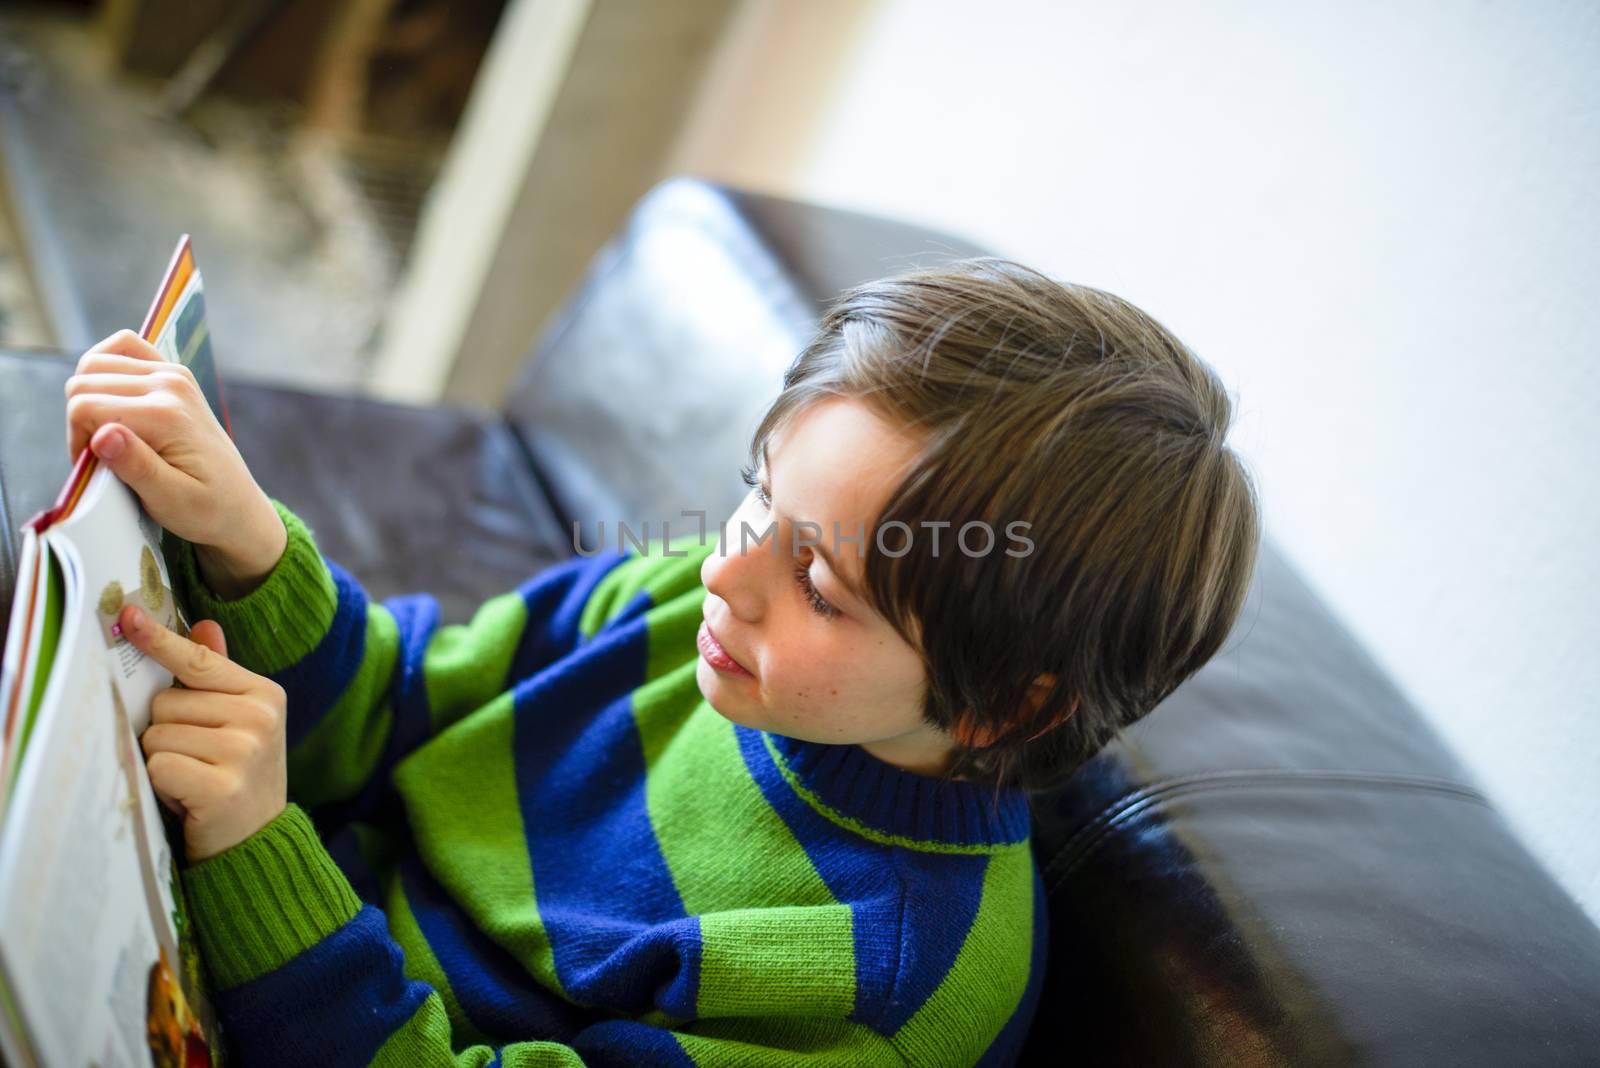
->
[141, 722, 227, 765]
[149, 779, 188, 819]
[119, 604, 252, 694]
[65, 372, 163, 400]
[145, 750, 231, 808]
[87, 422, 198, 510]
[75, 351, 173, 378]
[151, 686, 235, 728]
[86, 328, 164, 364]
[66, 392, 183, 461]
[188, 619, 228, 659]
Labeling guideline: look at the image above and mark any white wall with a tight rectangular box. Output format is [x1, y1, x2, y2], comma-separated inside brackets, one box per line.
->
[672, 0, 1600, 919]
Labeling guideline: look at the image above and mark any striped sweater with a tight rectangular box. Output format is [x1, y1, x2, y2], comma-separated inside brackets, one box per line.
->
[167, 501, 1047, 1067]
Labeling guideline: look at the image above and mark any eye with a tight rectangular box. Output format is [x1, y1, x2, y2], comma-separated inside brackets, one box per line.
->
[794, 561, 840, 620]
[740, 462, 771, 510]
[741, 463, 840, 621]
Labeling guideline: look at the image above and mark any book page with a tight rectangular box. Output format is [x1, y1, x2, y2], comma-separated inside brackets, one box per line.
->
[41, 468, 180, 732]
[0, 536, 221, 1066]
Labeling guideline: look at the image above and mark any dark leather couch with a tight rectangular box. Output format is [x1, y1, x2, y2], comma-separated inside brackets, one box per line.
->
[3, 177, 1598, 1065]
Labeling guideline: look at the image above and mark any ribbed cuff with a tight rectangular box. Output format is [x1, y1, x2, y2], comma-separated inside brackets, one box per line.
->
[165, 499, 338, 675]
[180, 803, 362, 991]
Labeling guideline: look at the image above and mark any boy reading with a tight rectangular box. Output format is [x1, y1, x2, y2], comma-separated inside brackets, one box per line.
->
[64, 257, 1260, 1066]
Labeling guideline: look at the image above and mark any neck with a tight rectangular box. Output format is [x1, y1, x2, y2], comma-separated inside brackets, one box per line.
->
[858, 726, 958, 780]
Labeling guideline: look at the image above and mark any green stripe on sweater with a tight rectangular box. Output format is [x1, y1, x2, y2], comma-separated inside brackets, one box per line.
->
[675, 1015, 905, 1066]
[423, 590, 528, 734]
[641, 699, 835, 914]
[696, 905, 857, 1020]
[369, 994, 584, 1066]
[890, 846, 1034, 1065]
[578, 535, 715, 642]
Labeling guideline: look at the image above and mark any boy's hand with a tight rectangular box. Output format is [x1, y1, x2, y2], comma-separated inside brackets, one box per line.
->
[120, 602, 288, 863]
[66, 329, 285, 598]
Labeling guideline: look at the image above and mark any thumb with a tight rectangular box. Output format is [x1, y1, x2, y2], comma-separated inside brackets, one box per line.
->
[187, 619, 228, 660]
[90, 423, 169, 500]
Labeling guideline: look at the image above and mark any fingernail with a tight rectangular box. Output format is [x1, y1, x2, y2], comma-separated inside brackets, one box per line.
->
[95, 427, 125, 460]
[124, 604, 146, 634]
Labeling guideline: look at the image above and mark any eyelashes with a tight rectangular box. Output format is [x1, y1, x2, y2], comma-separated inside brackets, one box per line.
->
[794, 561, 839, 619]
[738, 462, 839, 620]
[739, 462, 767, 506]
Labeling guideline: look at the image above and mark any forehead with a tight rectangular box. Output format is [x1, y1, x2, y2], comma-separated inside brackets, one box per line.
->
[765, 397, 925, 557]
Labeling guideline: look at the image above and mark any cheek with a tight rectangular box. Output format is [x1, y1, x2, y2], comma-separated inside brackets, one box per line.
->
[784, 626, 924, 707]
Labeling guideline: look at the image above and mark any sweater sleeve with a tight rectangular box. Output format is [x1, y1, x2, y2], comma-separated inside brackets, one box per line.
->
[165, 500, 633, 813]
[182, 805, 908, 1067]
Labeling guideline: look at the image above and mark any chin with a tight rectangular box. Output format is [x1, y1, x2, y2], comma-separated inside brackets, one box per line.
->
[696, 659, 758, 726]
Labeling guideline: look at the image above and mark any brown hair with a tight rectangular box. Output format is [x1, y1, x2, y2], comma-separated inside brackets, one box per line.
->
[746, 257, 1262, 792]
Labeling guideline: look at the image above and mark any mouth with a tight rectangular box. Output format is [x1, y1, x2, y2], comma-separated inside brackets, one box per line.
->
[698, 619, 755, 678]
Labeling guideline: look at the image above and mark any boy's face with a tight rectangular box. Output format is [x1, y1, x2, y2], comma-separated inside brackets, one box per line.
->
[698, 396, 959, 777]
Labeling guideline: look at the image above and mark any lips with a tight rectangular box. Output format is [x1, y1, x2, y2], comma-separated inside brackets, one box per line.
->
[698, 619, 754, 678]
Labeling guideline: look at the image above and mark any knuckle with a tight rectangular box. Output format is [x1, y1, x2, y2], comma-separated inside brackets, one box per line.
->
[237, 700, 271, 734]
[155, 394, 190, 424]
[156, 369, 190, 395]
[184, 645, 212, 678]
[236, 730, 261, 760]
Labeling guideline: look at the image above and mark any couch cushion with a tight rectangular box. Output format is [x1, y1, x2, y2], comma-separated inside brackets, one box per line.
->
[502, 176, 988, 542]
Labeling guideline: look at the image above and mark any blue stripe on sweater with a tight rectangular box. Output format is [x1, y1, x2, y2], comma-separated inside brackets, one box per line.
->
[321, 821, 382, 905]
[378, 592, 439, 759]
[512, 616, 701, 1014]
[508, 548, 629, 684]
[215, 905, 429, 1068]
[733, 725, 927, 1032]
[878, 849, 990, 1034]
[399, 848, 597, 1044]
[275, 560, 367, 750]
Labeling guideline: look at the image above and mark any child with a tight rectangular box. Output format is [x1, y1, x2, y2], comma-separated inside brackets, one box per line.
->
[67, 256, 1261, 1067]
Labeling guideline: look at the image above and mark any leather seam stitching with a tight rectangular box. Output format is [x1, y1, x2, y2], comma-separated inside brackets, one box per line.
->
[1042, 769, 1490, 892]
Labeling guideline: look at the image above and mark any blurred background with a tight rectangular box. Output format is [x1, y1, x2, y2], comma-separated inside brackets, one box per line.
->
[0, 0, 1595, 923]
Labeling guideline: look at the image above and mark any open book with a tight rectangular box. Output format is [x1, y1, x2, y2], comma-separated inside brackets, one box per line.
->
[0, 237, 228, 1067]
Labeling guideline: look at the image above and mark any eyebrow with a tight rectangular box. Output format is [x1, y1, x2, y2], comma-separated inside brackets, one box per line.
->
[760, 440, 870, 607]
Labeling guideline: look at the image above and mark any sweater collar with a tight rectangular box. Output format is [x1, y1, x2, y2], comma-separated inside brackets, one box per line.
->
[761, 730, 1031, 850]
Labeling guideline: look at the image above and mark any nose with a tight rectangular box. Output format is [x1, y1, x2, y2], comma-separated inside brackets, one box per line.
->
[701, 518, 771, 624]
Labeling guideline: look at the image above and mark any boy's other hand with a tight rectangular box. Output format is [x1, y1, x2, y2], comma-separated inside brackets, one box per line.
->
[65, 329, 285, 598]
[120, 602, 288, 863]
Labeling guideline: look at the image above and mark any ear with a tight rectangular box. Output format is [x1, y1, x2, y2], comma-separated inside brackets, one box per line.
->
[952, 674, 1067, 748]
